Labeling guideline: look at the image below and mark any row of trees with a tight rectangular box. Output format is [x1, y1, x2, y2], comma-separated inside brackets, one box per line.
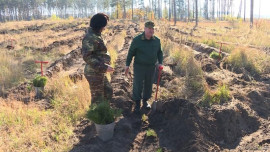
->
[0, 0, 98, 21]
[0, 0, 255, 27]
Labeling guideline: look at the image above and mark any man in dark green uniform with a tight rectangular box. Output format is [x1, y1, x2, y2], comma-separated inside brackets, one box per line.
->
[82, 13, 114, 105]
[125, 21, 163, 113]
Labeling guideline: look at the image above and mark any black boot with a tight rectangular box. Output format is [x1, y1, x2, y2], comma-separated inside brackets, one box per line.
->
[142, 99, 151, 110]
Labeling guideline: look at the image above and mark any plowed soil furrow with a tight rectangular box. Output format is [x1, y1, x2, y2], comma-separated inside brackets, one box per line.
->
[165, 32, 270, 151]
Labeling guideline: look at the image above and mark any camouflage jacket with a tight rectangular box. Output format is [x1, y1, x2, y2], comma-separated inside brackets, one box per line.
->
[82, 28, 110, 74]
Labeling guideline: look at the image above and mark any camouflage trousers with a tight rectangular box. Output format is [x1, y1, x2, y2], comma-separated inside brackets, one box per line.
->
[84, 73, 113, 105]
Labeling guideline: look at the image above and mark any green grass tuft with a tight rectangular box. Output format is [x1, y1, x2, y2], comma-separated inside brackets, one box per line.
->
[227, 48, 260, 76]
[210, 51, 222, 60]
[201, 84, 231, 106]
[146, 128, 157, 137]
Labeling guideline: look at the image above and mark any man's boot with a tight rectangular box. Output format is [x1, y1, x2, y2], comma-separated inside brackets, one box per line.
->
[142, 99, 151, 110]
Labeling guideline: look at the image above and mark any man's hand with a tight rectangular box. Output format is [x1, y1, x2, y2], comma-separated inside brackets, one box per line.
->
[125, 66, 129, 76]
[106, 65, 114, 73]
[158, 64, 163, 70]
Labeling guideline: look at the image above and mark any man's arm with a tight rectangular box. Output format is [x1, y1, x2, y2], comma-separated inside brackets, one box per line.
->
[126, 39, 137, 66]
[125, 39, 137, 76]
[82, 36, 108, 73]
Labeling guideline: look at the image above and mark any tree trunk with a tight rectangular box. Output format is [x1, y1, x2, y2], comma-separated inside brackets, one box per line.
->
[212, 0, 215, 20]
[132, 0, 134, 20]
[244, 0, 246, 21]
[238, 0, 242, 19]
[227, 0, 230, 15]
[188, 0, 190, 22]
[259, 0, 261, 19]
[117, 1, 119, 19]
[216, 0, 218, 19]
[226, 0, 229, 15]
[154, 0, 157, 18]
[195, 0, 198, 27]
[205, 0, 208, 19]
[193, 0, 195, 20]
[149, 0, 151, 19]
[158, 0, 161, 19]
[123, 0, 126, 18]
[221, 0, 223, 19]
[173, 0, 176, 25]
[250, 0, 254, 28]
[218, 0, 221, 19]
[231, 0, 233, 16]
[160, 0, 162, 18]
[0, 10, 2, 22]
[169, 0, 171, 21]
[178, 0, 180, 20]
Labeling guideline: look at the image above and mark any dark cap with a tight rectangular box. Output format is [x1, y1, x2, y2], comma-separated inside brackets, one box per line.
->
[145, 21, 155, 28]
[90, 13, 109, 29]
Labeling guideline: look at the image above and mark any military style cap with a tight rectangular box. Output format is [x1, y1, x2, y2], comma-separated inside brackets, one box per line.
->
[145, 21, 155, 28]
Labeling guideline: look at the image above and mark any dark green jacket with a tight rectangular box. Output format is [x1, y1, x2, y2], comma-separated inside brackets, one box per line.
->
[126, 32, 163, 66]
[81, 28, 110, 74]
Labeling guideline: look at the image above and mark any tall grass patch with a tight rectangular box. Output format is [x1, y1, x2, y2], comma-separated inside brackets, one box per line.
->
[46, 76, 91, 123]
[169, 46, 204, 97]
[0, 50, 24, 95]
[226, 48, 261, 76]
[0, 76, 91, 151]
[200, 84, 231, 106]
[169, 46, 194, 76]
[184, 57, 204, 97]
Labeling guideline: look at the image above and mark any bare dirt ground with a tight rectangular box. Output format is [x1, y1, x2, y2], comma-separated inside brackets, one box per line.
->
[1, 21, 269, 152]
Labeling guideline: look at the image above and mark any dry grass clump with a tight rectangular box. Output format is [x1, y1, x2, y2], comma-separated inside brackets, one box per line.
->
[184, 57, 204, 97]
[0, 76, 90, 151]
[225, 48, 268, 76]
[0, 50, 24, 95]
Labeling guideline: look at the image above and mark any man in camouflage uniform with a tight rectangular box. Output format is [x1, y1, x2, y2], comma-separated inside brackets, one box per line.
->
[125, 21, 163, 114]
[81, 13, 114, 105]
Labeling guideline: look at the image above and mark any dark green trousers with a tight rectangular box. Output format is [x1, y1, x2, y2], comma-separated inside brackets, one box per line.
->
[132, 63, 156, 102]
